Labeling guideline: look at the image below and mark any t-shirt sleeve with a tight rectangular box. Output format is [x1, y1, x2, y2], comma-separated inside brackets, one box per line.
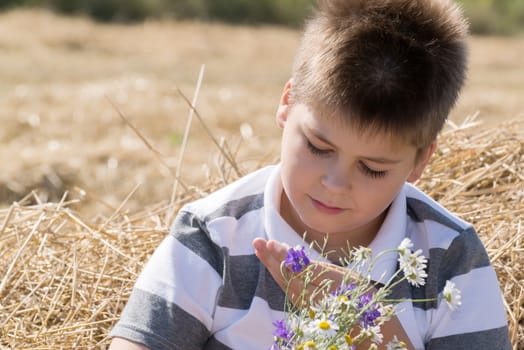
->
[109, 210, 225, 350]
[424, 227, 511, 349]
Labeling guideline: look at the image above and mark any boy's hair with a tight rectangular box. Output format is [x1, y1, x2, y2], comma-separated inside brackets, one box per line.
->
[290, 0, 469, 149]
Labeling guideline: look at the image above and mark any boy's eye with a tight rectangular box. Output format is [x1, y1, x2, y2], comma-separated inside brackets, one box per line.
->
[306, 139, 331, 156]
[360, 162, 387, 179]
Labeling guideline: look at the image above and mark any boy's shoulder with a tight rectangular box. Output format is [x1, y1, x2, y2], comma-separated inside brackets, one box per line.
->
[404, 183, 471, 233]
[181, 165, 277, 218]
[403, 183, 488, 265]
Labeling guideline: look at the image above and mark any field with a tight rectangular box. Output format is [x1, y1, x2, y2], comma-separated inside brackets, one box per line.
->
[0, 9, 523, 349]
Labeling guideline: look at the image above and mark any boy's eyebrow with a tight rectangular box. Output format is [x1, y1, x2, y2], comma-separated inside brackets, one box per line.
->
[309, 128, 403, 164]
[309, 128, 339, 148]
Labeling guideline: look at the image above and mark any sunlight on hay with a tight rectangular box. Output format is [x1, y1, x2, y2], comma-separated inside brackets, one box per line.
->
[0, 120, 523, 349]
[417, 119, 524, 349]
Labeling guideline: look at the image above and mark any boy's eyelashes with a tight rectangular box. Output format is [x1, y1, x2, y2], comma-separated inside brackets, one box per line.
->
[305, 138, 388, 179]
[306, 139, 331, 156]
[359, 163, 388, 179]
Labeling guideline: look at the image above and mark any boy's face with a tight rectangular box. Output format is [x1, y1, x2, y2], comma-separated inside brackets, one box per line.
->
[276, 81, 434, 247]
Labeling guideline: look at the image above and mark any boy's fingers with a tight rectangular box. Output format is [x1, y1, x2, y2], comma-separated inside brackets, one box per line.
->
[253, 239, 287, 284]
[252, 238, 268, 258]
[254, 239, 306, 294]
[253, 239, 289, 270]
[266, 240, 290, 261]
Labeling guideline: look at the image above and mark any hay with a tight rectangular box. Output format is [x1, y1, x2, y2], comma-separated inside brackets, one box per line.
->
[418, 119, 524, 349]
[0, 120, 523, 349]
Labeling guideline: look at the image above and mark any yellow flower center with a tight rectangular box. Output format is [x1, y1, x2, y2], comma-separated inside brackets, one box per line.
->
[345, 334, 353, 345]
[318, 320, 331, 330]
[304, 340, 316, 349]
[329, 346, 338, 350]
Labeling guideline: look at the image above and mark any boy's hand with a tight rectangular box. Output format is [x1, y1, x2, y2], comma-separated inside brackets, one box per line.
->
[252, 238, 348, 306]
[252, 238, 414, 349]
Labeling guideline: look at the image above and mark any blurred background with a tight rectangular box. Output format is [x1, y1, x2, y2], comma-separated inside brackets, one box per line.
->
[2, 0, 524, 34]
[0, 0, 523, 217]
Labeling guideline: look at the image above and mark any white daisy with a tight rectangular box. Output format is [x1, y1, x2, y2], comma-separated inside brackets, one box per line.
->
[365, 325, 384, 344]
[310, 317, 339, 338]
[397, 238, 414, 256]
[443, 280, 462, 310]
[353, 246, 372, 264]
[386, 335, 408, 349]
[398, 249, 428, 287]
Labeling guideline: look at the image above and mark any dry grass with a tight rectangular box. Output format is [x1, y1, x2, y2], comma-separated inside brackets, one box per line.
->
[419, 120, 524, 349]
[0, 8, 523, 350]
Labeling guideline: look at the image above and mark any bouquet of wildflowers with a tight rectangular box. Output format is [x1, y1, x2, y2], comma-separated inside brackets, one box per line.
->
[272, 238, 462, 350]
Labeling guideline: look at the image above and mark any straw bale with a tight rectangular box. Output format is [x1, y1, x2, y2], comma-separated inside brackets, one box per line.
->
[0, 120, 523, 349]
[417, 119, 524, 349]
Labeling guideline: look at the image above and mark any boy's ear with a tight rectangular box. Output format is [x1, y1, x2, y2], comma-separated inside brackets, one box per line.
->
[276, 79, 293, 128]
[407, 141, 437, 183]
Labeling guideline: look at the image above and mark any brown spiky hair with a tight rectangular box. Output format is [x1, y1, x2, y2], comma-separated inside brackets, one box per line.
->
[290, 0, 469, 149]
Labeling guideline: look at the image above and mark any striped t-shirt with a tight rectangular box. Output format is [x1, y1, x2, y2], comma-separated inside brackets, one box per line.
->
[110, 164, 510, 349]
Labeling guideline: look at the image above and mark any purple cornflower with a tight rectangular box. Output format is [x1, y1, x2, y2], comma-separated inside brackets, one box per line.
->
[284, 246, 311, 273]
[358, 293, 381, 328]
[331, 283, 356, 296]
[272, 319, 294, 349]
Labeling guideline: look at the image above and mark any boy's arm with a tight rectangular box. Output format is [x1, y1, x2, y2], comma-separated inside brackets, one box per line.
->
[424, 228, 511, 349]
[253, 238, 415, 350]
[109, 337, 151, 350]
[109, 211, 224, 349]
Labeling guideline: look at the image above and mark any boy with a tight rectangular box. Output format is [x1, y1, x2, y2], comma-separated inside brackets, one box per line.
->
[109, 0, 510, 349]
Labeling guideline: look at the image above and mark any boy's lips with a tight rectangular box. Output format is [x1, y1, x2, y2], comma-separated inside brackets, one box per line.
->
[310, 197, 345, 214]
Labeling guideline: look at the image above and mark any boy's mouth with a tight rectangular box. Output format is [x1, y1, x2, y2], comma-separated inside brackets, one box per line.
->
[310, 197, 345, 214]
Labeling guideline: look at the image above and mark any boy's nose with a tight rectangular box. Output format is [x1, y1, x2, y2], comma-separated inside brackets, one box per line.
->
[320, 166, 352, 193]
